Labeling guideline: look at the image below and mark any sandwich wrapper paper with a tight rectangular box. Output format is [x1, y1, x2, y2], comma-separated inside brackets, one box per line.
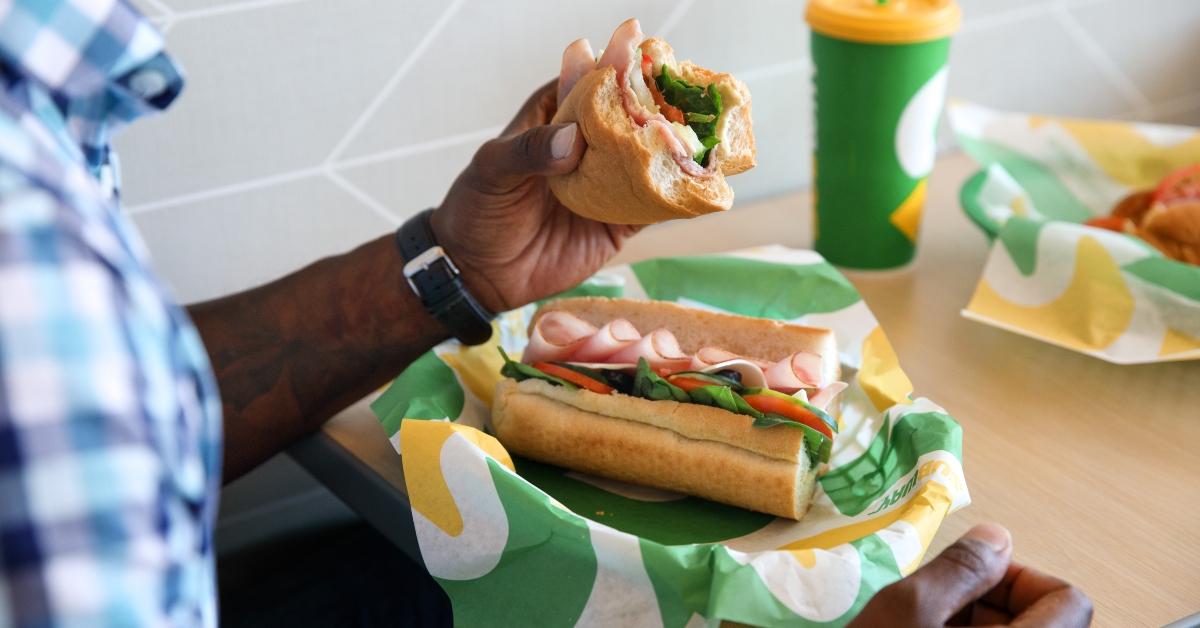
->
[950, 102, 1200, 364]
[372, 247, 968, 627]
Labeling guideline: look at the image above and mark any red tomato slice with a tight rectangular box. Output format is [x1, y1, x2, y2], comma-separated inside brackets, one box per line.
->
[641, 57, 686, 125]
[533, 363, 614, 395]
[1084, 215, 1127, 232]
[1152, 164, 1200, 205]
[667, 376, 713, 392]
[742, 394, 834, 439]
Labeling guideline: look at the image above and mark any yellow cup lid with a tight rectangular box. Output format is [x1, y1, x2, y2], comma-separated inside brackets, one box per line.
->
[806, 0, 961, 44]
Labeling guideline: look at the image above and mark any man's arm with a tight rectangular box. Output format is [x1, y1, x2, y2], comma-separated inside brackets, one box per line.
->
[192, 73, 640, 481]
[187, 236, 445, 481]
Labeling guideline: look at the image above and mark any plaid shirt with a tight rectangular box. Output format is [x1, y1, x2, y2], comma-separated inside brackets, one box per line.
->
[0, 1, 223, 626]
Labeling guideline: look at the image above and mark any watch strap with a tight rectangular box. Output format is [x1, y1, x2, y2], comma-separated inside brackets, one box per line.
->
[395, 209, 494, 345]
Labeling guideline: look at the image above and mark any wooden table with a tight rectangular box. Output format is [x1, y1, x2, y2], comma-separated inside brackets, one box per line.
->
[291, 151, 1200, 628]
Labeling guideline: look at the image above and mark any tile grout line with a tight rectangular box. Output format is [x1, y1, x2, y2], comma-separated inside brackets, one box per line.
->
[331, 125, 501, 172]
[323, 169, 403, 225]
[323, 0, 468, 164]
[127, 165, 324, 214]
[655, 0, 697, 39]
[958, 2, 1055, 35]
[167, 0, 315, 23]
[137, 0, 176, 18]
[1051, 2, 1153, 116]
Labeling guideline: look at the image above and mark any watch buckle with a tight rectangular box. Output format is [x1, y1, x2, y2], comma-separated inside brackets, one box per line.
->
[403, 246, 460, 294]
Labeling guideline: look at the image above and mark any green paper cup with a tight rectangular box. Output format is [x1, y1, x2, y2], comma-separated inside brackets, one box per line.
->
[807, 0, 961, 269]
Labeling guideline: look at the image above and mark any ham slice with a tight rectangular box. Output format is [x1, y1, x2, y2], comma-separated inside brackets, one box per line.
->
[608, 328, 692, 371]
[689, 346, 772, 371]
[522, 311, 598, 364]
[558, 38, 596, 106]
[807, 382, 848, 412]
[571, 318, 641, 362]
[594, 18, 713, 178]
[765, 351, 826, 391]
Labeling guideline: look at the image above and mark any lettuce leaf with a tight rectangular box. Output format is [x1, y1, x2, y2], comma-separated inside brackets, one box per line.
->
[753, 413, 832, 465]
[656, 65, 723, 165]
[687, 385, 761, 417]
[498, 347, 579, 390]
[633, 358, 691, 402]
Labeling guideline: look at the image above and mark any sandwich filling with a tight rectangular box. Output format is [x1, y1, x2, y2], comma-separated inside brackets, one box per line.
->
[498, 312, 845, 465]
[595, 20, 722, 177]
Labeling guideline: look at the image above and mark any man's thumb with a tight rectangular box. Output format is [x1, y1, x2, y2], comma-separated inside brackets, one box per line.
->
[879, 523, 1012, 623]
[473, 123, 584, 189]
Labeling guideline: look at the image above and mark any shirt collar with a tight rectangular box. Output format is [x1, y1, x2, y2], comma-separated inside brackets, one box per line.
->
[0, 0, 183, 114]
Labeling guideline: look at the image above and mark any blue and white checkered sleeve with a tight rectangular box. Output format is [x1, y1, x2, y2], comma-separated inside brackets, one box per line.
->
[0, 177, 172, 626]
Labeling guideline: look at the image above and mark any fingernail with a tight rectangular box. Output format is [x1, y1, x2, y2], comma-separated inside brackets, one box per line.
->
[551, 124, 577, 159]
[965, 523, 1012, 553]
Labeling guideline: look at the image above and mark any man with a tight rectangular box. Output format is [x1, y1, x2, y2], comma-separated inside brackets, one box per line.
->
[0, 1, 1091, 625]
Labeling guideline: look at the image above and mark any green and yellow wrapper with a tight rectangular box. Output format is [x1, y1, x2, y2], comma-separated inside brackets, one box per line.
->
[951, 102, 1200, 364]
[373, 247, 969, 626]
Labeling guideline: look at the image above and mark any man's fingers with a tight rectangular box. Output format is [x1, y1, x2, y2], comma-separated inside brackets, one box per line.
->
[471, 123, 584, 193]
[558, 38, 595, 106]
[503, 80, 557, 136]
[877, 524, 1012, 624]
[1004, 563, 1093, 628]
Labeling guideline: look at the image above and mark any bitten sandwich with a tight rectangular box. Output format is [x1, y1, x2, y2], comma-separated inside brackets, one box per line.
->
[550, 19, 756, 225]
[490, 298, 845, 520]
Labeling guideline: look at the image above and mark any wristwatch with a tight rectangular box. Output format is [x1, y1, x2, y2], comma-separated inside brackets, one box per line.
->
[395, 209, 494, 345]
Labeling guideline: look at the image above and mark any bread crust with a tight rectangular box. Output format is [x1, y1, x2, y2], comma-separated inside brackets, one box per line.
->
[493, 379, 817, 519]
[532, 297, 841, 384]
[549, 41, 755, 225]
[516, 378, 805, 462]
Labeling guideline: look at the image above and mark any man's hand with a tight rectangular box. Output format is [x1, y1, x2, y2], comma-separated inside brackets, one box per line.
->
[431, 39, 639, 313]
[851, 523, 1092, 627]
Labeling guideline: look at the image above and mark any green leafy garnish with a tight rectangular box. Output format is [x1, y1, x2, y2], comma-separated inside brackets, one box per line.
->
[498, 347, 579, 390]
[655, 65, 723, 165]
[687, 385, 761, 417]
[633, 359, 691, 402]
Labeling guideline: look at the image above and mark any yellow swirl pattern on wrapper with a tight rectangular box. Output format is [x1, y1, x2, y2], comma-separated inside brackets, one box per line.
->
[401, 420, 514, 537]
[967, 236, 1135, 351]
[1046, 117, 1200, 189]
[1160, 327, 1200, 357]
[440, 326, 507, 408]
[858, 326, 914, 412]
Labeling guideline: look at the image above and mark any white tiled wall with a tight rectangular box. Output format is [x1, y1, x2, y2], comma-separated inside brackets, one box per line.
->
[122, 0, 1200, 305]
[120, 0, 1200, 547]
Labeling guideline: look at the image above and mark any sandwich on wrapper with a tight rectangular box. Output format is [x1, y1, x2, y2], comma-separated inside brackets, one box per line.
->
[490, 298, 845, 520]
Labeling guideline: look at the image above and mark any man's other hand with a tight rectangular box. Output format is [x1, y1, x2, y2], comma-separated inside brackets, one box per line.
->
[850, 523, 1092, 627]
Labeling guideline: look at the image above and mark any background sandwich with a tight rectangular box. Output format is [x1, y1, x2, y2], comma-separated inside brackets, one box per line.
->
[490, 298, 844, 520]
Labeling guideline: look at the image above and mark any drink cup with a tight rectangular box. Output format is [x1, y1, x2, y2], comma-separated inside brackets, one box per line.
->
[807, 0, 961, 269]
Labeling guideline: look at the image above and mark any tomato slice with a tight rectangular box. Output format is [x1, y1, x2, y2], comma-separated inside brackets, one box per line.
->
[641, 56, 686, 125]
[533, 362, 614, 394]
[667, 376, 713, 392]
[742, 394, 834, 439]
[1083, 215, 1127, 232]
[1152, 164, 1200, 205]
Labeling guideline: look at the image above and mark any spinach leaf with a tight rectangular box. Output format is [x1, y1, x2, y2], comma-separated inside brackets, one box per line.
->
[688, 385, 761, 417]
[633, 358, 691, 402]
[754, 414, 832, 465]
[498, 347, 579, 390]
[655, 65, 723, 165]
